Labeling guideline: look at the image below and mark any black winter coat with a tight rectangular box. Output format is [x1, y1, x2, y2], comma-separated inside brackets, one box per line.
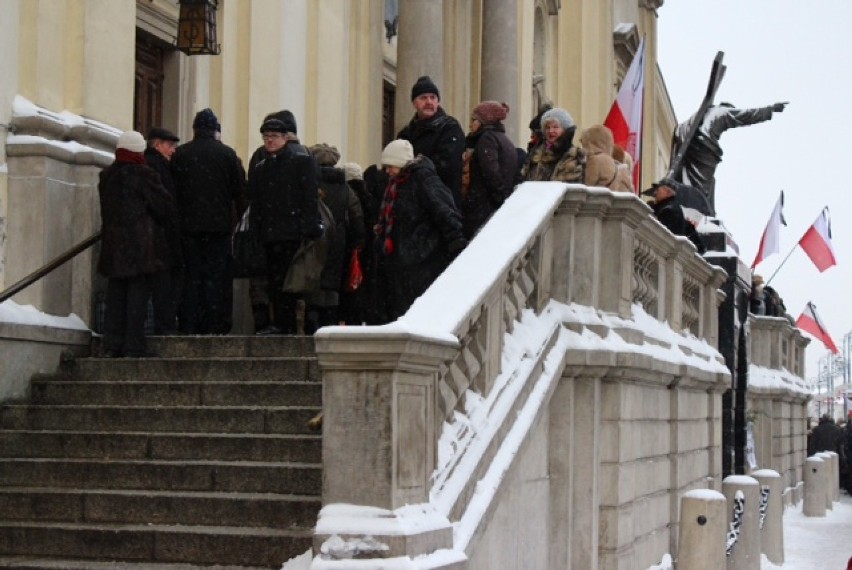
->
[397, 108, 465, 208]
[98, 161, 177, 278]
[651, 196, 706, 254]
[377, 156, 466, 320]
[463, 125, 518, 238]
[247, 142, 321, 244]
[317, 166, 365, 291]
[171, 134, 246, 234]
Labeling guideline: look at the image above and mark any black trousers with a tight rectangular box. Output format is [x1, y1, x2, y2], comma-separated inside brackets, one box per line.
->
[179, 233, 233, 334]
[265, 240, 301, 333]
[103, 274, 152, 355]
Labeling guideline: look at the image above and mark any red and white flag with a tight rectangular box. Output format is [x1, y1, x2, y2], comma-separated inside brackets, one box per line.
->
[751, 190, 786, 268]
[799, 207, 837, 272]
[796, 301, 838, 354]
[604, 37, 645, 192]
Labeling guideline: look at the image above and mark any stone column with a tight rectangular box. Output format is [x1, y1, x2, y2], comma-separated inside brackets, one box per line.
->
[803, 456, 826, 517]
[722, 475, 760, 570]
[677, 490, 726, 570]
[394, 0, 443, 134]
[752, 469, 783, 565]
[480, 0, 519, 143]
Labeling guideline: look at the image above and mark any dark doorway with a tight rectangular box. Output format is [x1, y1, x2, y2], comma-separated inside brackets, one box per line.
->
[382, 80, 396, 147]
[134, 30, 166, 136]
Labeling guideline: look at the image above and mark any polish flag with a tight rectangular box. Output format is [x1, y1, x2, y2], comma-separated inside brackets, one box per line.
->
[751, 191, 786, 268]
[799, 207, 836, 272]
[604, 37, 645, 192]
[796, 301, 838, 353]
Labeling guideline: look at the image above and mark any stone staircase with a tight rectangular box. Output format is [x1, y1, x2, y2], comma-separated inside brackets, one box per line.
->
[0, 336, 322, 569]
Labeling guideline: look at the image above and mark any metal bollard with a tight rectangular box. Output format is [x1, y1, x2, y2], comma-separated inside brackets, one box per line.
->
[816, 452, 834, 510]
[723, 475, 760, 570]
[803, 456, 827, 517]
[752, 469, 783, 565]
[678, 489, 727, 570]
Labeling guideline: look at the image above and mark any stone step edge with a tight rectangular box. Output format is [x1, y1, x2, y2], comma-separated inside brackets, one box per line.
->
[0, 520, 312, 537]
[0, 487, 321, 502]
[0, 458, 321, 469]
[1, 404, 320, 411]
[0, 429, 321, 441]
[0, 556, 274, 570]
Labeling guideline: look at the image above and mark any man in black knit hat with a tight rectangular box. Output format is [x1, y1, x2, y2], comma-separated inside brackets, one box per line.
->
[171, 108, 246, 334]
[397, 75, 465, 208]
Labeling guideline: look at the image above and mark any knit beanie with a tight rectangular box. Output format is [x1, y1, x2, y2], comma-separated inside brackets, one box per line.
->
[192, 108, 221, 132]
[381, 139, 414, 168]
[264, 110, 297, 135]
[540, 107, 575, 131]
[410, 75, 440, 101]
[342, 162, 363, 182]
[473, 101, 510, 125]
[309, 143, 341, 167]
[116, 130, 146, 153]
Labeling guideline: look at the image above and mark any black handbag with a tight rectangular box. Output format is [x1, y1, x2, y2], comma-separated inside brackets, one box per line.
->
[231, 207, 267, 278]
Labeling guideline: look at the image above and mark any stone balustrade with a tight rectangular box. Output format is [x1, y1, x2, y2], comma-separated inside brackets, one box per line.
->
[312, 183, 747, 568]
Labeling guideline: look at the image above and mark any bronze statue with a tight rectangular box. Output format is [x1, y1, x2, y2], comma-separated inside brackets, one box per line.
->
[670, 101, 787, 208]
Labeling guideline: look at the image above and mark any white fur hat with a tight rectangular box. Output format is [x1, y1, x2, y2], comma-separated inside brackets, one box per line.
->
[116, 130, 146, 153]
[381, 139, 414, 168]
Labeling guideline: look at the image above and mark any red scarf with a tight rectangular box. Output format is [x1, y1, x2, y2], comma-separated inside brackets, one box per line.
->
[375, 172, 409, 255]
[115, 149, 146, 165]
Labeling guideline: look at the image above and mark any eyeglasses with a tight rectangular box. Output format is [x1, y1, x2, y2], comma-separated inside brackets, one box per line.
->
[262, 133, 285, 140]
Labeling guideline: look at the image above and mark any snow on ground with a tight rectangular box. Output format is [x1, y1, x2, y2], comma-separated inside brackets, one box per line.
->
[0, 299, 88, 330]
[646, 492, 852, 569]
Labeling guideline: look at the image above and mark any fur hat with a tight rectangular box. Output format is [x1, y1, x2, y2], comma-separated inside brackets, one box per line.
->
[264, 110, 297, 135]
[381, 139, 414, 168]
[192, 108, 221, 132]
[309, 143, 341, 167]
[342, 162, 364, 182]
[411, 75, 440, 101]
[116, 130, 146, 153]
[260, 118, 288, 134]
[147, 127, 179, 142]
[472, 101, 510, 125]
[540, 107, 575, 131]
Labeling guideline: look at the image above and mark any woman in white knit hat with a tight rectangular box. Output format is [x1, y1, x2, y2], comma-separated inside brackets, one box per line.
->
[372, 140, 467, 321]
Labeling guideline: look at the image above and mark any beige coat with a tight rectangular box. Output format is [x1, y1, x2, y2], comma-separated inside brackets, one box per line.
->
[580, 125, 633, 193]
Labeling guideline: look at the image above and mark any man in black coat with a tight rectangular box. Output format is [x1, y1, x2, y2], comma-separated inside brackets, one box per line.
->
[247, 116, 323, 334]
[397, 75, 465, 209]
[643, 178, 706, 254]
[171, 108, 246, 334]
[144, 127, 182, 334]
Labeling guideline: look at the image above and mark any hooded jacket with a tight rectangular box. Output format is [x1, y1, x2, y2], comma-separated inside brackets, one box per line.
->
[581, 125, 633, 193]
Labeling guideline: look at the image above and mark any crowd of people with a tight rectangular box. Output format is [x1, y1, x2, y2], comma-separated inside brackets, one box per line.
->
[97, 76, 681, 357]
[807, 413, 852, 495]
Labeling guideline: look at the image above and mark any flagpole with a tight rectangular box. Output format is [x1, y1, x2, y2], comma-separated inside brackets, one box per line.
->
[764, 241, 798, 287]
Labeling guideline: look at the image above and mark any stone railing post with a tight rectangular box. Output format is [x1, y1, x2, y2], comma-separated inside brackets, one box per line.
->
[752, 469, 783, 565]
[814, 451, 840, 511]
[803, 456, 826, 517]
[677, 490, 727, 570]
[315, 329, 458, 509]
[722, 475, 760, 570]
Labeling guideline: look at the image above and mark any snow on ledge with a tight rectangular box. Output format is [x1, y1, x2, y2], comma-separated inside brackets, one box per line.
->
[0, 299, 89, 331]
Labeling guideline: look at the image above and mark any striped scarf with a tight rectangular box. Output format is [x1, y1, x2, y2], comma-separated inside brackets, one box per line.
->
[375, 173, 407, 255]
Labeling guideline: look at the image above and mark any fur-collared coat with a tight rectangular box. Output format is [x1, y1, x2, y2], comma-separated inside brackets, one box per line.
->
[521, 130, 585, 183]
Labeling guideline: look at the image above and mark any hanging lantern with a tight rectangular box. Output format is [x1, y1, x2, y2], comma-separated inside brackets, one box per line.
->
[176, 0, 221, 56]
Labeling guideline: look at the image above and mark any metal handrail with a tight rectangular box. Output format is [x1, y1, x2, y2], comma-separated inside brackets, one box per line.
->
[0, 231, 101, 304]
